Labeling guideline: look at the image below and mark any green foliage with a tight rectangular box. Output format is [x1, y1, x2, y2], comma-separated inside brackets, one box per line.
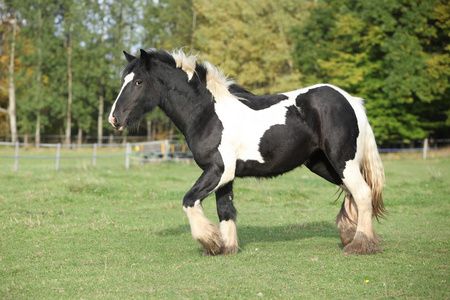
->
[0, 0, 448, 143]
[0, 150, 449, 298]
[141, 0, 194, 50]
[292, 0, 450, 142]
[193, 0, 302, 94]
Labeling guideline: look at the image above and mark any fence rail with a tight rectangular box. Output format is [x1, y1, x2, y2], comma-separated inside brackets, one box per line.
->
[1, 138, 448, 171]
[0, 140, 193, 171]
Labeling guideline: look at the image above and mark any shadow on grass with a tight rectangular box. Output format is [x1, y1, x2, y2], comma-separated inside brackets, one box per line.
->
[156, 221, 339, 249]
[237, 221, 338, 250]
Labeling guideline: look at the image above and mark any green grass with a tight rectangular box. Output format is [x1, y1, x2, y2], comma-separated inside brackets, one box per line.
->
[0, 148, 449, 299]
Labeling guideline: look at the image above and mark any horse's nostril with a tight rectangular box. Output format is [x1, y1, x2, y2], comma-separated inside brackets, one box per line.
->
[109, 115, 120, 128]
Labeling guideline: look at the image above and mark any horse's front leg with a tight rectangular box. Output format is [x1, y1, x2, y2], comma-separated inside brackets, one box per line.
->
[183, 167, 225, 255]
[216, 181, 238, 254]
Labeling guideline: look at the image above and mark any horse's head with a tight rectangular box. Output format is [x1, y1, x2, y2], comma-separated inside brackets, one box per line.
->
[108, 49, 160, 130]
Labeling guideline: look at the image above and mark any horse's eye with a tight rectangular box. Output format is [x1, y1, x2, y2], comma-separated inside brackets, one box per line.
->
[135, 80, 142, 86]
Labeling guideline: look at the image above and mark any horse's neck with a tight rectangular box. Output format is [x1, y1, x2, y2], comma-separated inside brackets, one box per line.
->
[157, 80, 213, 139]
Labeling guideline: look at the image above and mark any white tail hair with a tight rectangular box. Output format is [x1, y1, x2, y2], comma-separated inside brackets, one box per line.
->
[360, 123, 386, 221]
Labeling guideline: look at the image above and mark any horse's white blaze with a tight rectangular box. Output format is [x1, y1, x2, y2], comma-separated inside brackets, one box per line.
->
[108, 72, 135, 126]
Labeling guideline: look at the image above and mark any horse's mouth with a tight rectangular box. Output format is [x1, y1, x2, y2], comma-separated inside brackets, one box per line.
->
[109, 116, 125, 131]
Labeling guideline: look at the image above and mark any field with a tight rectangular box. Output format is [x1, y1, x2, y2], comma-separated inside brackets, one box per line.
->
[0, 147, 449, 299]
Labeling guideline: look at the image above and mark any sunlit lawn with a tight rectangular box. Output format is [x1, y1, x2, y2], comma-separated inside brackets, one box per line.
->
[0, 147, 449, 298]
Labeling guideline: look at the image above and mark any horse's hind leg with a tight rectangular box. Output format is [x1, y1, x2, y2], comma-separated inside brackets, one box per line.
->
[335, 189, 357, 246]
[305, 151, 358, 247]
[215, 181, 238, 254]
[341, 161, 382, 254]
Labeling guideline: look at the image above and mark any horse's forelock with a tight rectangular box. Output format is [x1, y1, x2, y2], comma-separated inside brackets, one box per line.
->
[121, 58, 139, 81]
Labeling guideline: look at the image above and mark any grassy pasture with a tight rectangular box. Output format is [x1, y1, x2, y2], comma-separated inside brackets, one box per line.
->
[0, 147, 449, 299]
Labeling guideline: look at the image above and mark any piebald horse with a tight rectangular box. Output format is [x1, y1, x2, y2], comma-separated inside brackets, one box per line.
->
[109, 49, 386, 255]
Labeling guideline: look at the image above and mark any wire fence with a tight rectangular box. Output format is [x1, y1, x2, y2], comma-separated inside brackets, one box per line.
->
[0, 140, 193, 171]
[0, 138, 448, 172]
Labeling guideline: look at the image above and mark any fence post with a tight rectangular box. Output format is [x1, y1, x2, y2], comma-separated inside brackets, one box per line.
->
[14, 141, 19, 171]
[423, 138, 428, 160]
[56, 143, 61, 171]
[109, 134, 114, 148]
[163, 140, 169, 160]
[93, 143, 98, 167]
[125, 142, 131, 170]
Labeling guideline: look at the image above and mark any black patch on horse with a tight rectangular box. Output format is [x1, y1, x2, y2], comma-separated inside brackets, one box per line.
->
[229, 84, 289, 110]
[296, 86, 359, 178]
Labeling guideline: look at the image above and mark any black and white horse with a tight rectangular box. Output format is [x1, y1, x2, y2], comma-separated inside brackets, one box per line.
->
[109, 49, 386, 255]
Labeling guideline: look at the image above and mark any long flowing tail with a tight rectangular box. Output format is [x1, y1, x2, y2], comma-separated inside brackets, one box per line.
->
[360, 123, 387, 222]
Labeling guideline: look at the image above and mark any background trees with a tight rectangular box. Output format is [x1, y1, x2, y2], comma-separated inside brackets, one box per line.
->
[0, 0, 448, 145]
[292, 0, 449, 143]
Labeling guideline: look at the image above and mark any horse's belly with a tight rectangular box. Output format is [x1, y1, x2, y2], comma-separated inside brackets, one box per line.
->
[235, 152, 305, 178]
[235, 119, 313, 177]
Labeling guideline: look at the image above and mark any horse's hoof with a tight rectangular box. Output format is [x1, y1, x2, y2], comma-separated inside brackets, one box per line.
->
[343, 232, 383, 255]
[196, 226, 223, 256]
[202, 250, 217, 256]
[197, 238, 223, 256]
[337, 222, 357, 247]
[221, 245, 239, 255]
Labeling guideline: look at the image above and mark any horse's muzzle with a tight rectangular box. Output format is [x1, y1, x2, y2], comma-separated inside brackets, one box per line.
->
[109, 116, 124, 131]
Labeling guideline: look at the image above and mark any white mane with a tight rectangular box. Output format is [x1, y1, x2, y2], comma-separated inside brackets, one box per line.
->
[170, 50, 237, 102]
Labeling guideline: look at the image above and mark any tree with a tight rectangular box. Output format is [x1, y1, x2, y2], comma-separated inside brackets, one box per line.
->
[292, 0, 450, 143]
[0, 5, 18, 142]
[16, 0, 65, 146]
[141, 0, 195, 50]
[193, 0, 303, 95]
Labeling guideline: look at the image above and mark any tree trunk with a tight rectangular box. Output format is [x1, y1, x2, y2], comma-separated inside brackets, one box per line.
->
[97, 0, 106, 147]
[65, 23, 73, 147]
[97, 93, 104, 146]
[147, 120, 152, 141]
[35, 112, 41, 148]
[8, 13, 18, 143]
[77, 127, 82, 147]
[35, 1, 43, 149]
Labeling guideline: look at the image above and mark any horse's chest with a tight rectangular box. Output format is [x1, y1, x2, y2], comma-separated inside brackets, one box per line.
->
[214, 99, 294, 163]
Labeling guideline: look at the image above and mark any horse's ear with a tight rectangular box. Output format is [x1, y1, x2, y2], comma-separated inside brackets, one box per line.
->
[123, 51, 136, 62]
[140, 49, 150, 62]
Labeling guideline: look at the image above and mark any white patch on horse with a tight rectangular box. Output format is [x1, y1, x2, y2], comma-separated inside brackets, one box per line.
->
[214, 97, 295, 188]
[341, 160, 374, 238]
[108, 72, 135, 126]
[220, 219, 238, 254]
[183, 200, 222, 254]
